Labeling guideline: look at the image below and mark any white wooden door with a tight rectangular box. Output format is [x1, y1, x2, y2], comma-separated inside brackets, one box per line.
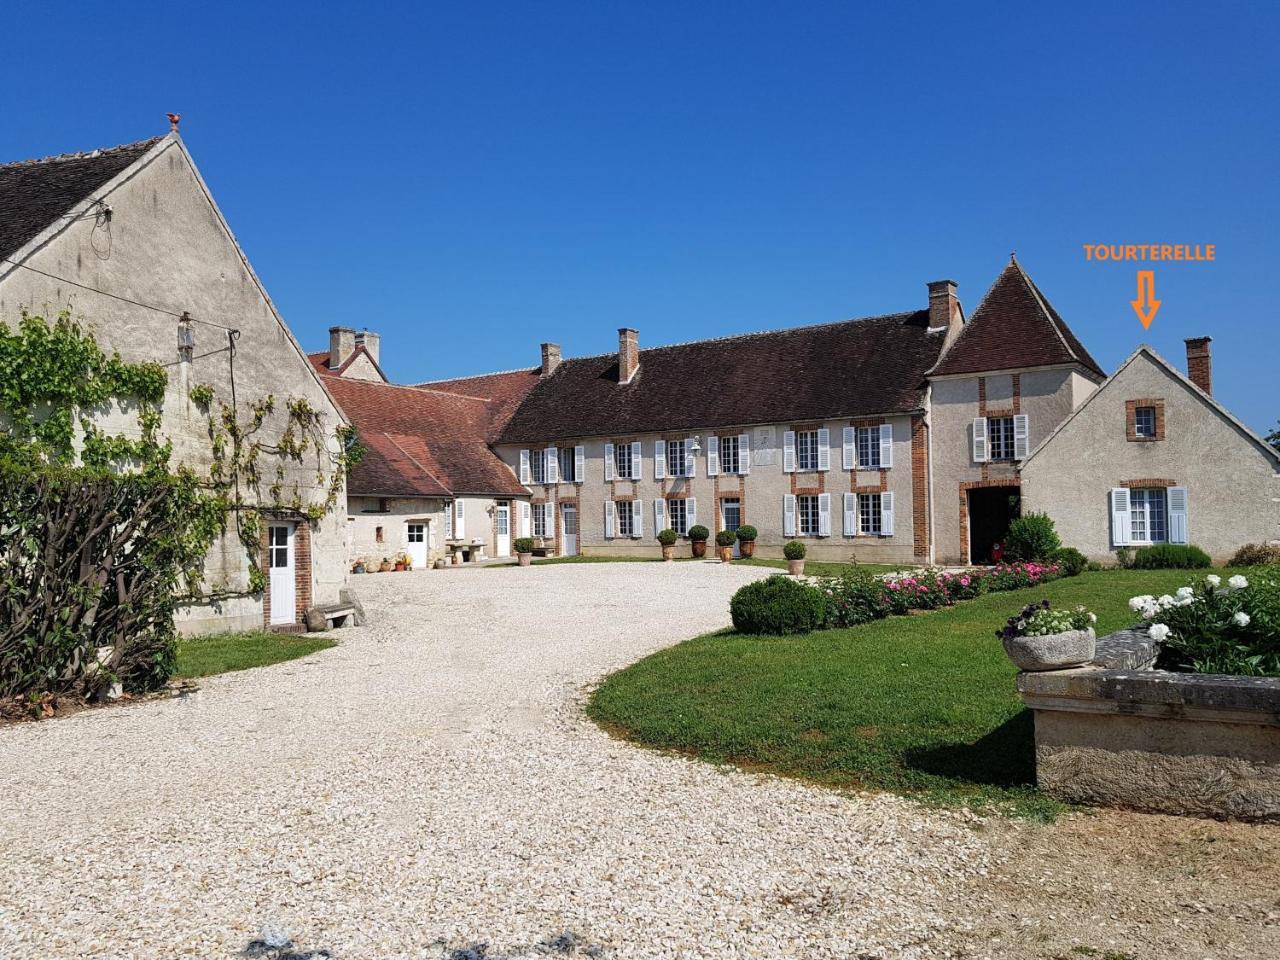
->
[561, 504, 578, 556]
[267, 522, 295, 626]
[406, 522, 427, 569]
[495, 503, 511, 557]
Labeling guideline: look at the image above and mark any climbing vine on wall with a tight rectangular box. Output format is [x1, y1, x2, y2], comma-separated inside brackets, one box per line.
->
[0, 312, 360, 700]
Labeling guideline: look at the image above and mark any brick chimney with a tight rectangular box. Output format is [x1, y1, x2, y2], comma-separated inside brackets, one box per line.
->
[354, 330, 381, 366]
[618, 328, 640, 384]
[1185, 336, 1212, 395]
[540, 342, 562, 377]
[927, 280, 963, 345]
[328, 325, 357, 369]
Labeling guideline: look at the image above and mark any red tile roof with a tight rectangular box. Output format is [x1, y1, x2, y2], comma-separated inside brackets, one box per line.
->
[319, 376, 527, 498]
[415, 367, 541, 440]
[929, 258, 1105, 378]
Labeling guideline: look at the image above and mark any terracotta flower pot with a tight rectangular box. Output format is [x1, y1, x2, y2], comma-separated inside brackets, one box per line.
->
[718, 545, 733, 563]
[517, 552, 532, 567]
[740, 540, 756, 558]
[450, 553, 460, 566]
[691, 541, 707, 558]
[661, 545, 675, 562]
[787, 559, 805, 576]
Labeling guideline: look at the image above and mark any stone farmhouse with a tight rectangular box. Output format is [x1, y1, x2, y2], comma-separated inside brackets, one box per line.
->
[0, 129, 351, 632]
[356, 257, 1276, 565]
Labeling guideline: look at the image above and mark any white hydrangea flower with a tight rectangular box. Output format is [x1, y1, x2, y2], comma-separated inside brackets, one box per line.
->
[1205, 574, 1221, 587]
[1176, 586, 1194, 599]
[1233, 612, 1251, 627]
[1228, 575, 1249, 591]
[1177, 596, 1194, 606]
[1088, 612, 1097, 623]
[1148, 623, 1171, 642]
[1128, 595, 1152, 612]
[1158, 594, 1175, 608]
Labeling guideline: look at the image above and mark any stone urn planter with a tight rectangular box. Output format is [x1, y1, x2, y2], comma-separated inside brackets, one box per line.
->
[379, 559, 393, 573]
[661, 545, 675, 562]
[517, 552, 532, 567]
[1003, 628, 1096, 672]
[783, 540, 806, 577]
[657, 528, 678, 562]
[787, 559, 805, 576]
[718, 545, 733, 563]
[740, 541, 756, 558]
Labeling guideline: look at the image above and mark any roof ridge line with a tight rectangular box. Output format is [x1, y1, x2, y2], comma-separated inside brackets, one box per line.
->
[328, 375, 494, 403]
[0, 136, 165, 170]
[416, 365, 538, 386]
[1014, 260, 1079, 363]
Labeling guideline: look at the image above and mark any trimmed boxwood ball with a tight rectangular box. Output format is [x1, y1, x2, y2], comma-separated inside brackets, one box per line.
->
[1131, 544, 1212, 569]
[687, 524, 709, 542]
[1052, 546, 1088, 577]
[656, 528, 678, 547]
[1004, 512, 1061, 561]
[514, 537, 535, 554]
[735, 525, 757, 542]
[715, 529, 737, 547]
[729, 575, 829, 635]
[783, 540, 806, 561]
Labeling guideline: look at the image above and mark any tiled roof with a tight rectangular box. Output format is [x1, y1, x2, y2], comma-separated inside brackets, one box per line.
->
[929, 258, 1105, 378]
[416, 367, 541, 440]
[498, 311, 945, 444]
[321, 376, 526, 498]
[0, 137, 163, 261]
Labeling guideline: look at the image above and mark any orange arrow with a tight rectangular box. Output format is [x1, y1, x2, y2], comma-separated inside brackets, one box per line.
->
[1131, 270, 1161, 329]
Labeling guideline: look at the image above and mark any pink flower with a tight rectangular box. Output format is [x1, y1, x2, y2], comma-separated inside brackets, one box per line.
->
[960, 576, 971, 586]
[888, 582, 900, 591]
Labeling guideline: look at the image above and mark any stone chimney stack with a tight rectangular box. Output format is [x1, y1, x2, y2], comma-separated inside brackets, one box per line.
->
[1185, 337, 1212, 395]
[328, 326, 357, 369]
[354, 330, 381, 366]
[618, 328, 640, 384]
[540, 342, 562, 377]
[927, 280, 963, 347]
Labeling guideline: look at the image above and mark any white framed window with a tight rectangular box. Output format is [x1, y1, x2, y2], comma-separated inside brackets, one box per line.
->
[719, 434, 739, 475]
[795, 431, 819, 471]
[796, 494, 820, 536]
[666, 439, 687, 478]
[988, 416, 1015, 461]
[616, 500, 634, 537]
[530, 450, 546, 484]
[558, 446, 583, 484]
[856, 426, 881, 469]
[532, 503, 548, 538]
[1130, 488, 1168, 544]
[614, 442, 633, 480]
[857, 494, 882, 536]
[666, 497, 689, 535]
[1135, 406, 1157, 438]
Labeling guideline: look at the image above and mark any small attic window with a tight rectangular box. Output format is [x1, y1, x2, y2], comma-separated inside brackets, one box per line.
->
[1134, 406, 1156, 437]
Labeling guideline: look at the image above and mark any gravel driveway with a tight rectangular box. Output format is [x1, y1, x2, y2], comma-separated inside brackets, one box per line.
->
[0, 562, 992, 959]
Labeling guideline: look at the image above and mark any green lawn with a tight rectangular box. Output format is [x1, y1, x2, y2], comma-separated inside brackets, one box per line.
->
[731, 556, 910, 577]
[588, 568, 1227, 819]
[175, 630, 336, 679]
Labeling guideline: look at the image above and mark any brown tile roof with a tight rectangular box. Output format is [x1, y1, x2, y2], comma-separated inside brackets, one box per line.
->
[0, 137, 163, 261]
[321, 376, 526, 498]
[416, 367, 541, 440]
[929, 258, 1105, 378]
[498, 310, 945, 444]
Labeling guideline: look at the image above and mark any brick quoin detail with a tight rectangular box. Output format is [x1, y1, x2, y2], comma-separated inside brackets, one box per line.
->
[958, 479, 1020, 565]
[910, 414, 929, 561]
[1125, 399, 1166, 442]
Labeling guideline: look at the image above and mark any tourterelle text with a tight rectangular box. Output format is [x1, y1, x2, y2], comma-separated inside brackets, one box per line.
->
[1082, 244, 1215, 262]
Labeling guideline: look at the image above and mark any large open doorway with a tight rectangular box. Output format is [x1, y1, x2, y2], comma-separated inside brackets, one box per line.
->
[967, 486, 1020, 564]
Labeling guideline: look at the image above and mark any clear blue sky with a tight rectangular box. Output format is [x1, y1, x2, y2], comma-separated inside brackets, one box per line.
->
[4, 1, 1278, 432]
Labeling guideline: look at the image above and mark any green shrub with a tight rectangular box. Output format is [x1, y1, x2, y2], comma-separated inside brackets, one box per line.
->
[1004, 512, 1061, 561]
[1052, 547, 1088, 577]
[657, 528, 678, 547]
[729, 576, 829, 635]
[783, 540, 806, 561]
[1229, 543, 1280, 567]
[820, 571, 891, 627]
[715, 529, 737, 547]
[687, 524, 709, 542]
[1115, 547, 1132, 569]
[735, 525, 757, 543]
[514, 537, 535, 554]
[1130, 544, 1212, 569]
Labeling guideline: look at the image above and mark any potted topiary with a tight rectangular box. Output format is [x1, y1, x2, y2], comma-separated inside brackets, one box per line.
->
[735, 525, 758, 558]
[514, 536, 535, 566]
[657, 528, 678, 561]
[688, 524, 709, 558]
[715, 528, 736, 562]
[784, 540, 806, 576]
[998, 599, 1097, 671]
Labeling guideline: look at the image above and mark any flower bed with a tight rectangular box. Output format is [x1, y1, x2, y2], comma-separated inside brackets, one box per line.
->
[1129, 571, 1280, 676]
